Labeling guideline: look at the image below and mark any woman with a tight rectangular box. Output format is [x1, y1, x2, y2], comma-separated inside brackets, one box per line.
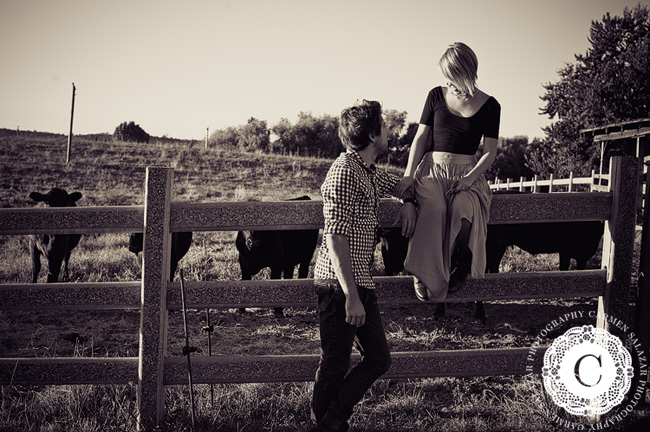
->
[395, 42, 500, 302]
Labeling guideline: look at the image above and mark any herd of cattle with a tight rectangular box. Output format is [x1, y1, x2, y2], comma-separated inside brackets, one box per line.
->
[27, 188, 604, 321]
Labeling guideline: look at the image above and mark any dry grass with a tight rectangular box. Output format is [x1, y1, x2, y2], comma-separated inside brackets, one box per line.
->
[0, 130, 647, 431]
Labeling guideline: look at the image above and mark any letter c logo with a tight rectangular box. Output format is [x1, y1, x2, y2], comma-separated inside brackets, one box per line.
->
[574, 354, 602, 387]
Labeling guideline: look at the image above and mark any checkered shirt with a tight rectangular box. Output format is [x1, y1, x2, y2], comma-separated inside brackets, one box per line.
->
[314, 150, 399, 289]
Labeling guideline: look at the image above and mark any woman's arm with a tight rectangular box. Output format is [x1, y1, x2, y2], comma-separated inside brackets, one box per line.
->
[465, 136, 497, 182]
[394, 124, 431, 197]
[447, 137, 497, 194]
[404, 124, 431, 177]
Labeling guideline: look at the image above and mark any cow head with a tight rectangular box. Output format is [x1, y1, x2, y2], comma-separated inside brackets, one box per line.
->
[128, 232, 144, 255]
[30, 188, 82, 207]
[240, 230, 261, 250]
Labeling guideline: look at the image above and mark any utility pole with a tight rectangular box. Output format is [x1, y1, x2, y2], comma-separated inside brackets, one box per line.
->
[66, 83, 76, 164]
[205, 127, 209, 149]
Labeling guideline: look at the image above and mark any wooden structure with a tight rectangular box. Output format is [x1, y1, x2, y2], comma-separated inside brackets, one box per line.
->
[0, 156, 640, 430]
[582, 118, 650, 393]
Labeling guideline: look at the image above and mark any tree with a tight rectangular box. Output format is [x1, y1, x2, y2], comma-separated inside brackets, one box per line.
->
[538, 4, 650, 176]
[486, 136, 536, 182]
[209, 126, 239, 149]
[525, 132, 588, 177]
[381, 122, 421, 168]
[113, 121, 150, 143]
[271, 112, 342, 158]
[311, 113, 341, 158]
[380, 109, 408, 166]
[238, 117, 270, 152]
[271, 117, 296, 154]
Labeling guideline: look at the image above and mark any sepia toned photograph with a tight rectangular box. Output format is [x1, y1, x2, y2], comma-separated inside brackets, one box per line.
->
[1, 1, 649, 431]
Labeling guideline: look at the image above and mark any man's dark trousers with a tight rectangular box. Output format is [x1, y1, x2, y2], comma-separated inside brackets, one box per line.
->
[311, 281, 392, 429]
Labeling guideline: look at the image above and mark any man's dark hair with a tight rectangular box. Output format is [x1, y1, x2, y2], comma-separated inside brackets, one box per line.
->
[338, 100, 383, 151]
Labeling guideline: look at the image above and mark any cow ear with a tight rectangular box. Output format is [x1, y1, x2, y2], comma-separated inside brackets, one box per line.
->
[69, 192, 82, 202]
[29, 192, 46, 202]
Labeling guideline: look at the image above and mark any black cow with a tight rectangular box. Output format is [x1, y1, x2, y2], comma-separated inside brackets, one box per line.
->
[378, 228, 410, 277]
[29, 188, 83, 283]
[128, 232, 193, 282]
[485, 221, 604, 273]
[486, 190, 604, 272]
[235, 196, 319, 317]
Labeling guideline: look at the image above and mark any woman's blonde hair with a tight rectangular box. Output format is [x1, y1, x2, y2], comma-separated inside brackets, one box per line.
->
[439, 42, 479, 97]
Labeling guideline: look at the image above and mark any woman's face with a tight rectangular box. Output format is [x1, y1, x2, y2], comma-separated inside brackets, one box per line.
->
[446, 81, 467, 98]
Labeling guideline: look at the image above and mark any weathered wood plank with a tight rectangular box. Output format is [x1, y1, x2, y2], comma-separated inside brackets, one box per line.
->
[0, 357, 139, 385]
[597, 156, 639, 335]
[164, 270, 607, 309]
[0, 206, 143, 235]
[171, 200, 324, 231]
[163, 347, 548, 384]
[581, 118, 650, 141]
[0, 348, 548, 386]
[487, 192, 611, 224]
[0, 193, 611, 236]
[0, 270, 605, 311]
[138, 167, 173, 428]
[0, 282, 141, 310]
[171, 193, 612, 232]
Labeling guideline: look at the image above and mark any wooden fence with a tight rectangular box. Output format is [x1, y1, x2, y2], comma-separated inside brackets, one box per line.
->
[0, 156, 641, 430]
[488, 170, 610, 192]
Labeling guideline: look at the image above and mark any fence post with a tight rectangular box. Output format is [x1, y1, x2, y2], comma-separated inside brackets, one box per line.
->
[137, 167, 174, 430]
[597, 156, 639, 336]
[568, 171, 574, 192]
[590, 170, 596, 192]
[549, 173, 554, 193]
[519, 176, 525, 192]
[636, 160, 650, 377]
[533, 174, 538, 193]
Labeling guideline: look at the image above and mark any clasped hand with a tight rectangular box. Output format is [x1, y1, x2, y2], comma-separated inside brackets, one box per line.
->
[446, 175, 475, 197]
[395, 176, 413, 198]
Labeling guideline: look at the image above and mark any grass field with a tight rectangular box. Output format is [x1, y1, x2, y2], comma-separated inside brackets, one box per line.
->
[0, 130, 648, 431]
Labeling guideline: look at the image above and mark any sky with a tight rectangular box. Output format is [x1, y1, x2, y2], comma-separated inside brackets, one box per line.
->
[0, 0, 645, 140]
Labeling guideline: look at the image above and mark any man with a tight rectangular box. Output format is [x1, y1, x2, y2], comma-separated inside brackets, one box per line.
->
[310, 100, 418, 432]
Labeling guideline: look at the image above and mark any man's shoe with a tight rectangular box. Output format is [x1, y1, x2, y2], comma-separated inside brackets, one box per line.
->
[413, 277, 429, 301]
[315, 413, 349, 432]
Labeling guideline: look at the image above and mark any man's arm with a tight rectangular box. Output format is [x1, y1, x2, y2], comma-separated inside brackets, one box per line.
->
[395, 202, 417, 238]
[325, 234, 366, 327]
[373, 170, 418, 238]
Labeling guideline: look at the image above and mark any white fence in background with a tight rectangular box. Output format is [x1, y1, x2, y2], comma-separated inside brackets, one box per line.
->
[488, 170, 610, 193]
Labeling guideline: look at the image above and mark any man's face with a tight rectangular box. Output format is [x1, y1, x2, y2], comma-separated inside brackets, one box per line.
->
[374, 119, 389, 154]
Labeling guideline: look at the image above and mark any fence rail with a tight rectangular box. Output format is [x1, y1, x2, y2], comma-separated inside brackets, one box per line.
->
[0, 270, 607, 311]
[0, 156, 640, 430]
[0, 191, 613, 235]
[488, 171, 610, 193]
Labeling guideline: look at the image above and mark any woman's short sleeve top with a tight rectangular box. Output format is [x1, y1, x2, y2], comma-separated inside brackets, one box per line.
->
[419, 86, 501, 155]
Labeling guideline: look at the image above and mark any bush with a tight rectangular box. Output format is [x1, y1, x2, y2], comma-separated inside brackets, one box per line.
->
[113, 121, 150, 143]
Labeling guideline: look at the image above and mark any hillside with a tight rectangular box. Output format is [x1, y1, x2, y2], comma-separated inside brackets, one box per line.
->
[0, 129, 345, 208]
